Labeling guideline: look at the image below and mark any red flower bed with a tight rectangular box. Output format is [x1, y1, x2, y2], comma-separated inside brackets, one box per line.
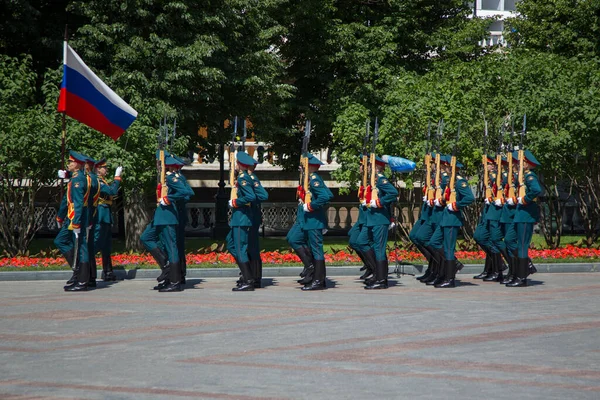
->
[0, 245, 599, 269]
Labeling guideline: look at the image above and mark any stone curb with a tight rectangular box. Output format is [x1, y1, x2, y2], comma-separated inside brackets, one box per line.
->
[0, 263, 598, 281]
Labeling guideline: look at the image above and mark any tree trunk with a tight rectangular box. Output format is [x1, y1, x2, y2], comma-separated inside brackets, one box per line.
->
[124, 191, 152, 252]
[538, 174, 564, 249]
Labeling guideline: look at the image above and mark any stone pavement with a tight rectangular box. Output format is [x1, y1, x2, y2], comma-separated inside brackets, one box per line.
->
[0, 273, 599, 399]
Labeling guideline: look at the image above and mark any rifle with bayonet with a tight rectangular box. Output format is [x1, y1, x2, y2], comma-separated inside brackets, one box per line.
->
[448, 121, 460, 204]
[424, 120, 433, 202]
[241, 118, 247, 152]
[507, 117, 516, 201]
[297, 119, 311, 203]
[495, 123, 505, 203]
[482, 119, 493, 202]
[518, 114, 527, 199]
[156, 116, 170, 205]
[434, 119, 444, 202]
[359, 119, 370, 202]
[366, 117, 379, 206]
[229, 116, 239, 202]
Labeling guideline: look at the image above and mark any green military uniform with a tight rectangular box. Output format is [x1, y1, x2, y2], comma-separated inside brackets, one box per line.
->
[85, 158, 101, 286]
[248, 161, 269, 288]
[171, 155, 195, 282]
[56, 151, 91, 291]
[499, 170, 518, 284]
[227, 151, 257, 291]
[93, 159, 121, 281]
[508, 150, 542, 287]
[141, 154, 190, 292]
[300, 155, 334, 291]
[431, 156, 474, 288]
[348, 205, 374, 279]
[473, 156, 497, 280]
[365, 156, 398, 290]
[421, 171, 450, 285]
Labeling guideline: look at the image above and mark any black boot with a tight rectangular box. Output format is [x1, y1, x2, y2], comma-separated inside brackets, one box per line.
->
[416, 257, 434, 281]
[101, 253, 117, 281]
[181, 255, 187, 284]
[149, 247, 169, 282]
[501, 254, 516, 284]
[365, 260, 389, 290]
[528, 257, 537, 275]
[252, 259, 263, 288]
[64, 249, 76, 285]
[232, 262, 255, 291]
[302, 260, 326, 291]
[434, 260, 457, 288]
[483, 253, 501, 282]
[506, 258, 528, 287]
[427, 249, 446, 286]
[89, 253, 97, 287]
[474, 253, 491, 279]
[359, 249, 377, 281]
[159, 261, 183, 292]
[65, 262, 90, 292]
[295, 247, 314, 278]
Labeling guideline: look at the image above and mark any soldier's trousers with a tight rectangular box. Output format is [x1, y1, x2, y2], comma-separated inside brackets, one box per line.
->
[414, 222, 435, 247]
[54, 221, 73, 255]
[501, 222, 517, 253]
[348, 223, 371, 253]
[94, 222, 112, 259]
[177, 220, 186, 268]
[516, 222, 534, 258]
[488, 220, 504, 253]
[427, 223, 443, 249]
[441, 226, 460, 261]
[141, 223, 179, 263]
[227, 226, 250, 263]
[304, 228, 324, 261]
[474, 219, 494, 253]
[286, 222, 306, 250]
[368, 224, 389, 261]
[248, 223, 261, 262]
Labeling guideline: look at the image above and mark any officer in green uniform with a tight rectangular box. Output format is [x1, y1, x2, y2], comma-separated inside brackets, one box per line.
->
[171, 155, 195, 284]
[431, 156, 474, 288]
[247, 158, 269, 288]
[227, 151, 257, 291]
[473, 155, 496, 280]
[56, 151, 91, 291]
[506, 150, 541, 287]
[422, 160, 450, 286]
[348, 159, 376, 281]
[300, 154, 334, 291]
[84, 156, 101, 287]
[141, 154, 189, 292]
[482, 156, 505, 282]
[93, 159, 122, 281]
[411, 153, 435, 282]
[499, 158, 518, 284]
[364, 156, 398, 290]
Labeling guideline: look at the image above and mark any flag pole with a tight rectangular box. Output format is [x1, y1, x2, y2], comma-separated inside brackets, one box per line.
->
[59, 25, 68, 202]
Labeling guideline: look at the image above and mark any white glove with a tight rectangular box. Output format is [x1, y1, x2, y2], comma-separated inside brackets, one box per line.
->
[322, 228, 328, 235]
[303, 203, 309, 212]
[160, 198, 168, 206]
[389, 222, 396, 231]
[73, 228, 80, 236]
[115, 166, 123, 177]
[434, 198, 442, 207]
[484, 198, 490, 205]
[422, 195, 427, 202]
[58, 170, 67, 179]
[518, 197, 524, 205]
[360, 200, 367, 206]
[494, 199, 502, 207]
[228, 200, 234, 208]
[370, 199, 378, 208]
[57, 221, 62, 229]
[426, 199, 433, 207]
[446, 203, 454, 211]
[506, 197, 515, 206]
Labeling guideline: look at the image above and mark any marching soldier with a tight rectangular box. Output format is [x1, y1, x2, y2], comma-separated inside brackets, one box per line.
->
[171, 155, 195, 284]
[473, 155, 496, 280]
[482, 155, 505, 282]
[348, 159, 375, 281]
[247, 158, 269, 288]
[141, 154, 189, 292]
[421, 158, 450, 286]
[506, 150, 541, 287]
[299, 154, 333, 291]
[84, 156, 101, 287]
[364, 156, 398, 290]
[430, 156, 474, 288]
[499, 158, 519, 284]
[93, 159, 122, 281]
[55, 151, 91, 292]
[227, 151, 257, 291]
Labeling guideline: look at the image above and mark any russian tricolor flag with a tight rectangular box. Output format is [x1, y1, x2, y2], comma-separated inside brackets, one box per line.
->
[57, 42, 137, 141]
